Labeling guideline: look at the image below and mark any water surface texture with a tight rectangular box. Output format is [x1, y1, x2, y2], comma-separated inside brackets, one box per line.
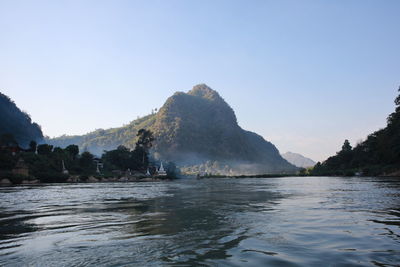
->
[0, 177, 399, 266]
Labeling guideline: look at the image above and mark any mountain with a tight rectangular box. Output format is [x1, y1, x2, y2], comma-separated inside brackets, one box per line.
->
[0, 92, 44, 147]
[312, 87, 400, 176]
[49, 84, 296, 174]
[281, 152, 316, 168]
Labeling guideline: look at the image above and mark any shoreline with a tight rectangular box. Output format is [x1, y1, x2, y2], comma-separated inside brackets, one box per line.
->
[0, 175, 174, 186]
[2, 174, 399, 186]
[196, 173, 400, 179]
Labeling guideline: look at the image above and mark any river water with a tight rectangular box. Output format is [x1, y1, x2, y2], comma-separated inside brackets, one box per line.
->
[0, 177, 399, 266]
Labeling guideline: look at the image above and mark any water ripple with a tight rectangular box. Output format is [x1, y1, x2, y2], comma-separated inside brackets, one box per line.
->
[0, 177, 399, 266]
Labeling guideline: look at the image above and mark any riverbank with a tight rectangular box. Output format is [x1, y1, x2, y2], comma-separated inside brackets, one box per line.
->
[196, 173, 400, 179]
[0, 175, 174, 186]
[197, 174, 296, 179]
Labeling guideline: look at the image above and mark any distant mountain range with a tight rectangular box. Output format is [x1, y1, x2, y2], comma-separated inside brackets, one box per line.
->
[48, 84, 297, 174]
[0, 92, 44, 147]
[281, 152, 316, 168]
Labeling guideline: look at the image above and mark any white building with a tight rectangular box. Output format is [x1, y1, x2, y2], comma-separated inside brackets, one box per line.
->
[157, 162, 167, 176]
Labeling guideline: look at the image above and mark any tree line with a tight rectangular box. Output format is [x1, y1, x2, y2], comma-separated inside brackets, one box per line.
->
[0, 129, 177, 184]
[310, 87, 400, 176]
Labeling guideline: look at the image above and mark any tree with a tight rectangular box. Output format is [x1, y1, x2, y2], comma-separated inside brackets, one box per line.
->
[102, 145, 132, 170]
[165, 161, 178, 178]
[28, 140, 37, 153]
[37, 144, 53, 156]
[131, 145, 148, 170]
[136, 129, 154, 151]
[65, 145, 79, 160]
[79, 151, 94, 171]
[0, 151, 17, 169]
[135, 129, 154, 166]
[387, 86, 400, 126]
[395, 86, 400, 106]
[298, 168, 307, 175]
[311, 86, 400, 176]
[341, 140, 352, 153]
[53, 147, 64, 154]
[52, 147, 66, 171]
[0, 134, 18, 147]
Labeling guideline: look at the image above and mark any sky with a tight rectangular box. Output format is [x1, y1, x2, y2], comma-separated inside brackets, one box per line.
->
[0, 0, 399, 162]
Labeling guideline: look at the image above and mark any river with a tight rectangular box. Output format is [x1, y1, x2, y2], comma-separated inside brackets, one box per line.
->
[0, 177, 399, 266]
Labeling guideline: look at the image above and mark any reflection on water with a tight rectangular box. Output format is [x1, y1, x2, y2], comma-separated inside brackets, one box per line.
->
[0, 177, 399, 266]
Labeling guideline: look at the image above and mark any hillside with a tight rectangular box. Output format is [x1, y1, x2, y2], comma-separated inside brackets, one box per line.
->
[281, 152, 316, 168]
[49, 84, 296, 174]
[312, 87, 400, 176]
[47, 114, 156, 156]
[0, 92, 44, 147]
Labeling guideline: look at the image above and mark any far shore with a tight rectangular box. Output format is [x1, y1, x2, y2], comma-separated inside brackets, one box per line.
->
[2, 172, 400, 186]
[0, 175, 174, 186]
[195, 173, 400, 179]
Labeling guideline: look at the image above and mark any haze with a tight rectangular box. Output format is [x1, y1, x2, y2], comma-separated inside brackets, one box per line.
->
[1, 0, 399, 161]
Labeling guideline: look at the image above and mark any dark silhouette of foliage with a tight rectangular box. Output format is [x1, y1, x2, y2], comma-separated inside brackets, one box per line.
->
[130, 145, 149, 170]
[37, 144, 53, 156]
[0, 92, 43, 147]
[341, 140, 352, 152]
[102, 145, 132, 171]
[79, 151, 95, 170]
[136, 129, 155, 150]
[28, 141, 37, 153]
[0, 151, 17, 170]
[0, 134, 104, 183]
[165, 161, 178, 177]
[312, 87, 400, 176]
[65, 145, 79, 160]
[0, 133, 18, 147]
[101, 130, 154, 172]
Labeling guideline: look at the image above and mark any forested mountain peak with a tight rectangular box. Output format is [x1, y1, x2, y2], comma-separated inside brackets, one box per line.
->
[49, 84, 296, 174]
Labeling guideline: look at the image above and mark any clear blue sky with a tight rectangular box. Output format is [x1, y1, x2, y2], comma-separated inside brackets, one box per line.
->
[1, 0, 399, 161]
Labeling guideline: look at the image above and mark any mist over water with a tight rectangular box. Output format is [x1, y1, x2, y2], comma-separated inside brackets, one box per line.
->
[0, 177, 399, 266]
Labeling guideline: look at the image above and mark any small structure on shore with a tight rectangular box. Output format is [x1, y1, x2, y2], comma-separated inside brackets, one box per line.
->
[93, 158, 103, 174]
[12, 158, 29, 176]
[157, 162, 167, 177]
[62, 160, 69, 175]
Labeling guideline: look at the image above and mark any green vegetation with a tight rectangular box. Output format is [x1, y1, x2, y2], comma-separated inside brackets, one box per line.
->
[47, 113, 158, 156]
[101, 129, 179, 178]
[0, 130, 178, 184]
[311, 87, 400, 176]
[0, 135, 97, 183]
[0, 92, 43, 147]
[101, 129, 153, 171]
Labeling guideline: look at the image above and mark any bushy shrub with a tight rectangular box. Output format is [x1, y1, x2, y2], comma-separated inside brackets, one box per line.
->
[79, 175, 88, 182]
[36, 172, 68, 183]
[9, 174, 25, 184]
